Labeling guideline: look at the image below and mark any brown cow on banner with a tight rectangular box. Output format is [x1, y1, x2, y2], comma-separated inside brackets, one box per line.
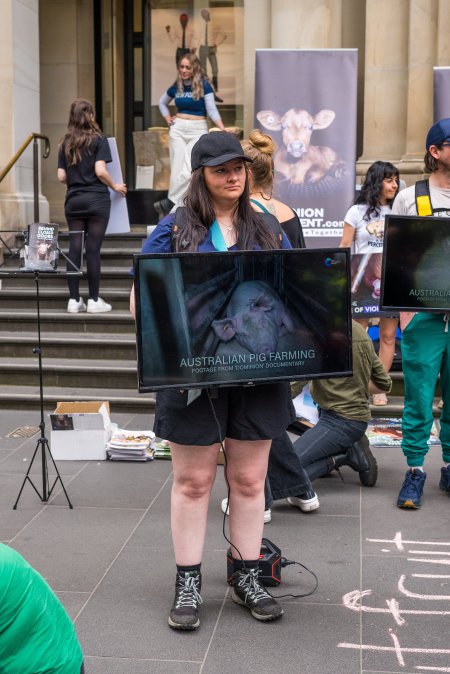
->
[256, 108, 346, 185]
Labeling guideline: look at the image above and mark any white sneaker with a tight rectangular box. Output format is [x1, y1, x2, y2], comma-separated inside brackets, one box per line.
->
[67, 298, 86, 313]
[87, 297, 112, 313]
[221, 497, 272, 523]
[287, 491, 320, 512]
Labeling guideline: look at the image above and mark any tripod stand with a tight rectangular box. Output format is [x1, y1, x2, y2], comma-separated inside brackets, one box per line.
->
[13, 271, 73, 509]
[0, 227, 84, 508]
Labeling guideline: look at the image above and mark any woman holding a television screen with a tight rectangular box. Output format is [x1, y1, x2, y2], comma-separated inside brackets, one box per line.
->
[340, 160, 400, 406]
[130, 131, 294, 631]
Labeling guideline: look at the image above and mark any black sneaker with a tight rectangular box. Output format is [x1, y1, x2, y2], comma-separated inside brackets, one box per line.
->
[342, 436, 378, 487]
[168, 571, 202, 630]
[439, 465, 450, 493]
[154, 198, 174, 218]
[231, 568, 283, 621]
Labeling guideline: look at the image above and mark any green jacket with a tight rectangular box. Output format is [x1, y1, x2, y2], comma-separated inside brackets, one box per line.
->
[0, 544, 83, 674]
[293, 320, 392, 422]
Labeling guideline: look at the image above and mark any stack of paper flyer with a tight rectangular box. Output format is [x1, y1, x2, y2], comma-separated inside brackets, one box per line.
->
[107, 429, 155, 461]
[366, 417, 441, 447]
[151, 438, 172, 460]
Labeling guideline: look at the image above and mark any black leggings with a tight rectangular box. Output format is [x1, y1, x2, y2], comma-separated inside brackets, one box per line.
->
[66, 216, 108, 301]
[80, 664, 85, 674]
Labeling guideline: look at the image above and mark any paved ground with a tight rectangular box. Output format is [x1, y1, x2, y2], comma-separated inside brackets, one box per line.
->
[1, 408, 450, 674]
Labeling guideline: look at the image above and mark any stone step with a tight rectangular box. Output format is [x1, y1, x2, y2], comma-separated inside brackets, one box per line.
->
[0, 356, 139, 389]
[0, 331, 137, 359]
[0, 287, 132, 310]
[0, 384, 156, 412]
[58, 230, 148, 247]
[0, 267, 135, 289]
[0, 309, 135, 333]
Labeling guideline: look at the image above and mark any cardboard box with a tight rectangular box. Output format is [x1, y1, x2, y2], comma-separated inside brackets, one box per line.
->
[50, 401, 111, 460]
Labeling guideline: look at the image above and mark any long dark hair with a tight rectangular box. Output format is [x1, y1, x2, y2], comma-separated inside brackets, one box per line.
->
[61, 99, 102, 166]
[173, 164, 278, 252]
[355, 160, 400, 220]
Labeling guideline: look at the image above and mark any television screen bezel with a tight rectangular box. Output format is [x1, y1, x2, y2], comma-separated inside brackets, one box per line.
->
[134, 248, 353, 392]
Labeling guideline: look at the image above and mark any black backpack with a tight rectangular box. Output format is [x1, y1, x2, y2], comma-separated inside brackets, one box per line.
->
[415, 179, 450, 216]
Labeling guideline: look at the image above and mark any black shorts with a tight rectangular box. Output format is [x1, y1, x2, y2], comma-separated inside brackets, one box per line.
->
[154, 383, 296, 446]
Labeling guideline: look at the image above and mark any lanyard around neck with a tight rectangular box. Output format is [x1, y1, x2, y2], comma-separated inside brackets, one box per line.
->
[210, 219, 229, 251]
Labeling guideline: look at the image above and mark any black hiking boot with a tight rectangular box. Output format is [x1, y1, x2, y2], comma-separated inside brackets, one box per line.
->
[231, 568, 283, 622]
[334, 435, 378, 487]
[168, 570, 202, 630]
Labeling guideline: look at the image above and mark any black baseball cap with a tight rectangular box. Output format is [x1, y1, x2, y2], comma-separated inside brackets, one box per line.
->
[426, 118, 450, 149]
[191, 131, 252, 171]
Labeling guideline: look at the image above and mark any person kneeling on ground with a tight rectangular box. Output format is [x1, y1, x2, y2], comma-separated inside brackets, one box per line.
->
[223, 320, 392, 521]
[271, 320, 391, 511]
[0, 543, 84, 674]
[284, 321, 392, 498]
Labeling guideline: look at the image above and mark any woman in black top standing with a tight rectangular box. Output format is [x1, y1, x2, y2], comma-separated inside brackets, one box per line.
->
[57, 99, 127, 313]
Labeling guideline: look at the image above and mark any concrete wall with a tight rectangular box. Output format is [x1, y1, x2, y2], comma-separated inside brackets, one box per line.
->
[39, 0, 95, 222]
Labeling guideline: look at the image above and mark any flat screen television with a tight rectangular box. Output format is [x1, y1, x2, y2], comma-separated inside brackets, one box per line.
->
[134, 248, 352, 391]
[381, 214, 450, 312]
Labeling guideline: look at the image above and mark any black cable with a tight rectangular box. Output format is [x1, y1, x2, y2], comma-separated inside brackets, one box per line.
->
[274, 558, 319, 599]
[206, 389, 319, 598]
[206, 388, 245, 564]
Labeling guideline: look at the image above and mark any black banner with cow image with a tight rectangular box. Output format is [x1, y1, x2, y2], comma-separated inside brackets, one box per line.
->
[254, 50, 358, 248]
[134, 248, 352, 391]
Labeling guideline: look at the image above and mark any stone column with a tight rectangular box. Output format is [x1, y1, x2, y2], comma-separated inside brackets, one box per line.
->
[437, 0, 450, 64]
[402, 0, 438, 169]
[360, 0, 409, 172]
[270, 0, 343, 48]
[39, 0, 94, 223]
[0, 0, 49, 231]
[243, 0, 271, 134]
[243, 0, 345, 134]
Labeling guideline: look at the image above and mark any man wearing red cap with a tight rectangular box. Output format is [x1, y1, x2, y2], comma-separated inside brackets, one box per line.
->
[393, 118, 450, 509]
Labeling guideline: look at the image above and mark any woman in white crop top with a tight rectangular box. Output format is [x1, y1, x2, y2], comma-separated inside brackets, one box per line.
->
[340, 160, 400, 406]
[157, 53, 225, 215]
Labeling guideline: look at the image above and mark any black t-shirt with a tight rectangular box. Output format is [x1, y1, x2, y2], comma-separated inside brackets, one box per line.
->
[58, 135, 112, 198]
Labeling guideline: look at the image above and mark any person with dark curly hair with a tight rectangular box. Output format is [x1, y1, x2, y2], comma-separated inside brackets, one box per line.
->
[340, 160, 400, 405]
[58, 99, 127, 314]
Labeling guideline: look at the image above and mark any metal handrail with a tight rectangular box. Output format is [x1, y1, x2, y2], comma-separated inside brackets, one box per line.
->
[0, 133, 50, 222]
